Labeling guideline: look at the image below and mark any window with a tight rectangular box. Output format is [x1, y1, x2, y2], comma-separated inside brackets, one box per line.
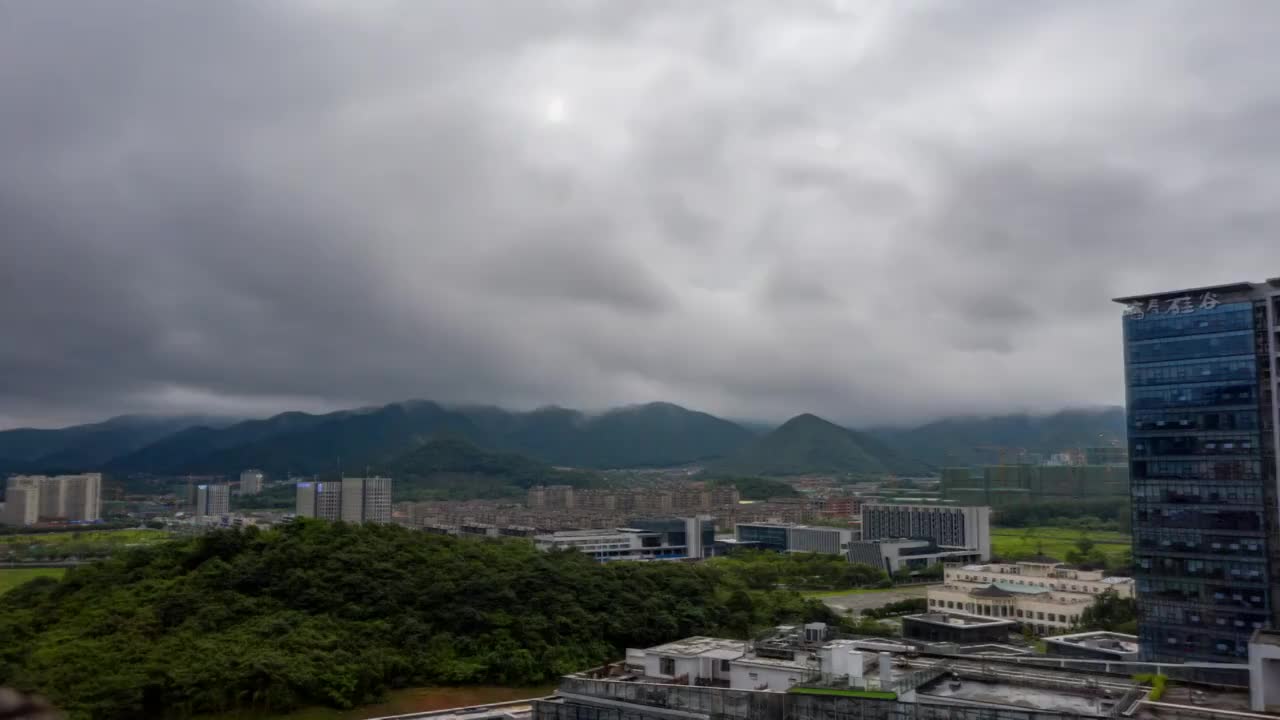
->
[720, 659, 730, 672]
[660, 658, 675, 676]
[749, 672, 758, 680]
[1037, 612, 1045, 620]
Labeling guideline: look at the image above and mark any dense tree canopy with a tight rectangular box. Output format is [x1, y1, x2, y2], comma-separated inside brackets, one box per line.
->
[0, 521, 836, 720]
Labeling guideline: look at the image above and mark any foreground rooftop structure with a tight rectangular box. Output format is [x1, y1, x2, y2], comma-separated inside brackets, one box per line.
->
[531, 626, 1278, 720]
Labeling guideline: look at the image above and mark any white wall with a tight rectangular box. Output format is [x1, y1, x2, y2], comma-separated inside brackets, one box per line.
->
[1249, 641, 1280, 711]
[729, 663, 806, 691]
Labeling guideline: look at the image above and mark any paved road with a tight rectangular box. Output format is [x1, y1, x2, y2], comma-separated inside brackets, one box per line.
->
[818, 584, 934, 615]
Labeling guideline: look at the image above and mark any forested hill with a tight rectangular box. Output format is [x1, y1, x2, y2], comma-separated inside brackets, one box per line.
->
[0, 521, 835, 719]
[707, 413, 933, 476]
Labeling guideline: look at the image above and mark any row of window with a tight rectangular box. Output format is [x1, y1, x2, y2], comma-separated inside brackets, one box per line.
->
[1134, 530, 1265, 556]
[928, 598, 1080, 624]
[1137, 579, 1269, 608]
[1131, 481, 1264, 505]
[1123, 303, 1254, 341]
[1133, 508, 1264, 531]
[1125, 355, 1257, 387]
[1134, 556, 1267, 582]
[1132, 460, 1263, 481]
[952, 575, 1107, 593]
[1128, 381, 1256, 411]
[1130, 410, 1259, 433]
[1130, 434, 1258, 457]
[1137, 625, 1251, 658]
[1126, 331, 1254, 364]
[1142, 603, 1271, 630]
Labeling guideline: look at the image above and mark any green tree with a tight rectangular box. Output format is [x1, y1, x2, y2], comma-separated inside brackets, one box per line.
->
[1076, 590, 1136, 632]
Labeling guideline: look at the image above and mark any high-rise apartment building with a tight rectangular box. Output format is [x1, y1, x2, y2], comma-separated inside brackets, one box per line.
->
[1, 477, 41, 526]
[5, 474, 101, 522]
[861, 503, 991, 560]
[1116, 280, 1280, 663]
[297, 477, 390, 524]
[194, 483, 231, 517]
[295, 480, 342, 521]
[239, 469, 264, 495]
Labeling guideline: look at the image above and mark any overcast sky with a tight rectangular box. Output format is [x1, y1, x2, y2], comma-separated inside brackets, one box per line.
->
[3, 1, 1279, 430]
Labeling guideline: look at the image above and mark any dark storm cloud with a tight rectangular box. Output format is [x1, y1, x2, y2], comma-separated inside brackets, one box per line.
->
[4, 0, 1280, 428]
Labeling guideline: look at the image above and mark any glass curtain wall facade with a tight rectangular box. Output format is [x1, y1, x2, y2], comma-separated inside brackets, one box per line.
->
[1119, 281, 1280, 664]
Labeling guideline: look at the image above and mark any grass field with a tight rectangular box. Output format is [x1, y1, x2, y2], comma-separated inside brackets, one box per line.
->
[991, 526, 1130, 564]
[0, 567, 66, 594]
[0, 528, 167, 547]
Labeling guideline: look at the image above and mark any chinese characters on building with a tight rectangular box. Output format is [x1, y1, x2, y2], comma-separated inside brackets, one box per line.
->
[1124, 291, 1220, 320]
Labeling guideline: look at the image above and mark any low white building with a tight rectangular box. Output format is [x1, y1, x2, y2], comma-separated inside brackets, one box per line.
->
[626, 637, 745, 685]
[624, 631, 892, 693]
[927, 560, 1134, 636]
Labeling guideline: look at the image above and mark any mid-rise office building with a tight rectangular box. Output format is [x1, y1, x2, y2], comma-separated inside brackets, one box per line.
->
[734, 522, 856, 555]
[5, 474, 101, 522]
[296, 477, 391, 524]
[0, 478, 41, 526]
[534, 515, 714, 561]
[239, 469, 264, 495]
[861, 503, 991, 560]
[1116, 280, 1280, 663]
[194, 483, 231, 517]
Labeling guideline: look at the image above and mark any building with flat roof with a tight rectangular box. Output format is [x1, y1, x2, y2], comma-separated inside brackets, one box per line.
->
[733, 523, 856, 556]
[295, 480, 342, 521]
[1115, 279, 1280, 663]
[339, 477, 392, 524]
[928, 560, 1133, 636]
[0, 478, 40, 526]
[940, 465, 1128, 507]
[1043, 631, 1140, 662]
[6, 474, 102, 522]
[239, 469, 264, 495]
[901, 611, 1017, 644]
[194, 483, 231, 518]
[848, 538, 983, 574]
[534, 516, 713, 561]
[861, 503, 990, 561]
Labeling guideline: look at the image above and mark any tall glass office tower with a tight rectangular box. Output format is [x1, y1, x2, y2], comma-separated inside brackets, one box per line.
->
[1116, 280, 1280, 663]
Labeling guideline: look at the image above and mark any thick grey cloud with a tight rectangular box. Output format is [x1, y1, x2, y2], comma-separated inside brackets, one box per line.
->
[3, 0, 1279, 429]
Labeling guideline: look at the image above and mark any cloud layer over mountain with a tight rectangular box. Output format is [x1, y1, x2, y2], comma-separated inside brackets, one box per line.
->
[4, 1, 1279, 428]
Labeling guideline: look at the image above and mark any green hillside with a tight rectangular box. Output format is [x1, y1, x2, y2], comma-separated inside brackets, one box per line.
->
[0, 521, 836, 719]
[708, 414, 932, 476]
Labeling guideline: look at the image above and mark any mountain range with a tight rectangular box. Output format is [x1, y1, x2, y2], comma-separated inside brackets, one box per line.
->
[0, 402, 1127, 478]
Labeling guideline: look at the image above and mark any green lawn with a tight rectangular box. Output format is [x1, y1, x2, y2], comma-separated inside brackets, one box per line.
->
[0, 567, 66, 594]
[801, 586, 901, 599]
[991, 526, 1129, 564]
[0, 528, 167, 547]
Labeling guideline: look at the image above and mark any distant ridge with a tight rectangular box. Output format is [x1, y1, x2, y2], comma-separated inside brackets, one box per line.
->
[1, 401, 1127, 478]
[865, 406, 1127, 467]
